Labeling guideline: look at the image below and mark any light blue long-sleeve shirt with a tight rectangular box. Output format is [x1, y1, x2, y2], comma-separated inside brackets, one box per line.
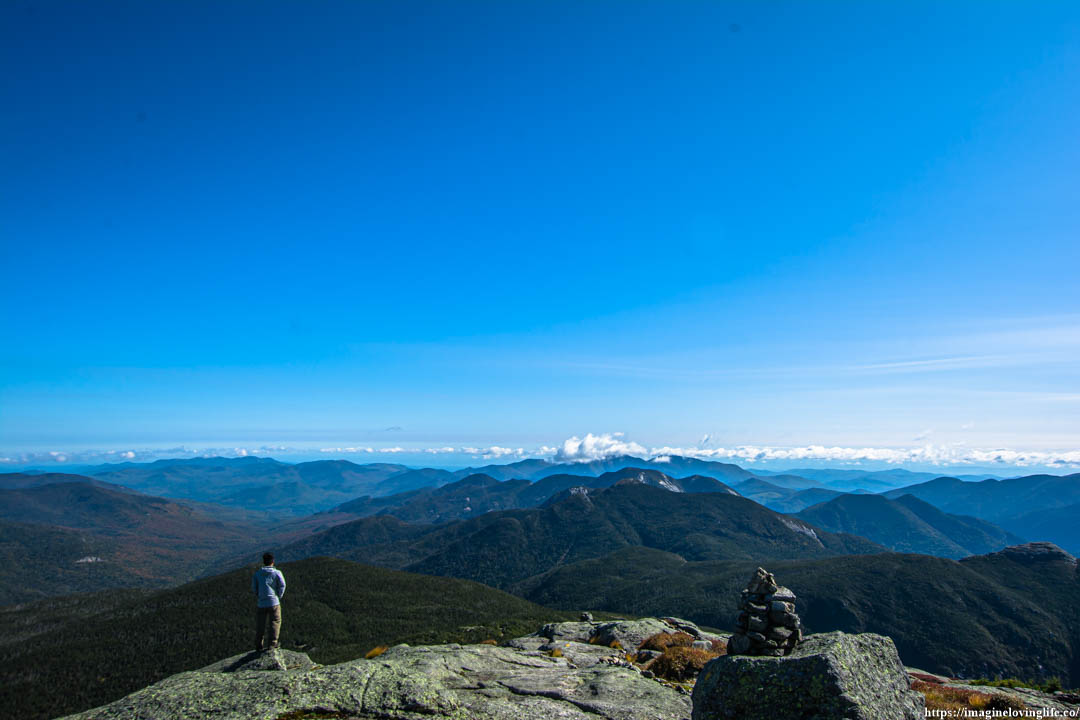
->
[252, 566, 286, 608]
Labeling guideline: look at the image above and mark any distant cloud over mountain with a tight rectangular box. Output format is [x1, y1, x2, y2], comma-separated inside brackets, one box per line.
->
[554, 433, 647, 462]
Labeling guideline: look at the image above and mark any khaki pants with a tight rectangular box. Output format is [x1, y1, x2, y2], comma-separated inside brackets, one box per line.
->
[255, 605, 281, 651]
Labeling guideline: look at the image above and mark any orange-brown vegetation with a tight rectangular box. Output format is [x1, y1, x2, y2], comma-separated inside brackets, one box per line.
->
[912, 680, 1027, 714]
[638, 632, 694, 652]
[647, 646, 720, 682]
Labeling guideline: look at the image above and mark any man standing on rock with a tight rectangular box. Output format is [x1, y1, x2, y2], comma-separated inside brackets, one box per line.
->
[252, 552, 286, 652]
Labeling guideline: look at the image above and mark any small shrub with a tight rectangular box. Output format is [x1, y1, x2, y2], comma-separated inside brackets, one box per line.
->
[648, 646, 719, 682]
[608, 640, 622, 650]
[549, 647, 563, 658]
[639, 632, 694, 653]
[364, 645, 388, 659]
[479, 638, 498, 645]
[912, 680, 1026, 714]
[709, 638, 727, 655]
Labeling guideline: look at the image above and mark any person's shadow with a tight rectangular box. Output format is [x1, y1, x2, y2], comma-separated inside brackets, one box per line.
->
[221, 650, 283, 672]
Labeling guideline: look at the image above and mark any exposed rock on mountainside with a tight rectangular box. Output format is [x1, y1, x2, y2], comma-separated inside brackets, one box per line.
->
[692, 632, 924, 720]
[59, 619, 933, 720]
[514, 616, 727, 653]
[60, 640, 693, 720]
[983, 540, 1078, 567]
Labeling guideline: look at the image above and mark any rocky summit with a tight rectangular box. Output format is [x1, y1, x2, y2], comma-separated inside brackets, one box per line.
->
[59, 620, 700, 720]
[56, 617, 934, 720]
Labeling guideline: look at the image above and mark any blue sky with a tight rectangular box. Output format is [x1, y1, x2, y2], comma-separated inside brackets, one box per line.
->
[2, 1, 1078, 470]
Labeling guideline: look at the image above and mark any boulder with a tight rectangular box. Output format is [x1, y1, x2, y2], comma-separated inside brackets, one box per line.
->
[535, 616, 725, 653]
[692, 631, 924, 720]
[588, 618, 678, 650]
[537, 620, 599, 643]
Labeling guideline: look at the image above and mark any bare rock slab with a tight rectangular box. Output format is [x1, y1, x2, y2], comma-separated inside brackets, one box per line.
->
[59, 642, 691, 720]
[691, 631, 924, 720]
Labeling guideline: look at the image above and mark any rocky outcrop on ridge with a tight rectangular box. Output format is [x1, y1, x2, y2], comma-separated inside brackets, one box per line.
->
[59, 634, 694, 720]
[515, 616, 726, 654]
[985, 541, 1078, 568]
[693, 631, 924, 720]
[58, 618, 947, 720]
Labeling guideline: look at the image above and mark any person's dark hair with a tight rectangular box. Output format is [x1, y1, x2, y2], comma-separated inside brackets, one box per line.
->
[262, 552, 274, 566]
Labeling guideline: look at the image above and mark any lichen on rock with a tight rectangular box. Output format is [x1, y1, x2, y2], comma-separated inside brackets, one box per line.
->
[692, 631, 925, 720]
[59, 638, 692, 720]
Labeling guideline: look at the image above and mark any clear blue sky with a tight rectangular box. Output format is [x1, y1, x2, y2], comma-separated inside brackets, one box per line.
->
[2, 1, 1078, 469]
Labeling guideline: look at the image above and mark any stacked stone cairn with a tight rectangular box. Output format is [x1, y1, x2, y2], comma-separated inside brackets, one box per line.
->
[727, 567, 802, 656]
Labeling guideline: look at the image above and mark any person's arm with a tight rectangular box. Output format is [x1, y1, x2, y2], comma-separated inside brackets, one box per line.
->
[275, 570, 286, 600]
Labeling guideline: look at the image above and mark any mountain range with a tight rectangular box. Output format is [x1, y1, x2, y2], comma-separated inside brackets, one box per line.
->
[882, 473, 1080, 553]
[18, 453, 985, 517]
[794, 492, 1025, 558]
[333, 467, 739, 524]
[4, 453, 1080, 718]
[0, 481, 267, 604]
[278, 482, 885, 590]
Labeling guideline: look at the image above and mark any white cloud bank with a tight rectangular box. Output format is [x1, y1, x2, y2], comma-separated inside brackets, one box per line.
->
[646, 444, 1080, 468]
[2, 435, 1078, 469]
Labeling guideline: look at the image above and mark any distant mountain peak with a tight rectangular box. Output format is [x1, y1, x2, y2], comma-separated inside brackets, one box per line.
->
[988, 542, 1077, 567]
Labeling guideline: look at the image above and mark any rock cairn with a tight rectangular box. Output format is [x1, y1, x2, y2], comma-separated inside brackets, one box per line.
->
[728, 567, 802, 656]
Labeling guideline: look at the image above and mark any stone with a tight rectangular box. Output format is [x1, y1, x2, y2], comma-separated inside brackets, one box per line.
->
[587, 618, 676, 651]
[692, 640, 712, 651]
[692, 631, 924, 720]
[660, 616, 717, 641]
[580, 611, 594, 621]
[727, 633, 751, 655]
[538, 620, 599, 643]
[59, 640, 692, 720]
[770, 609, 800, 627]
[769, 600, 794, 614]
[746, 567, 779, 595]
[766, 586, 796, 603]
[747, 615, 767, 632]
[768, 627, 793, 642]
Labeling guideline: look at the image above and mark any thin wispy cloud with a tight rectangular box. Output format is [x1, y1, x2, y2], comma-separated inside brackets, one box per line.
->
[555, 318, 1080, 382]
